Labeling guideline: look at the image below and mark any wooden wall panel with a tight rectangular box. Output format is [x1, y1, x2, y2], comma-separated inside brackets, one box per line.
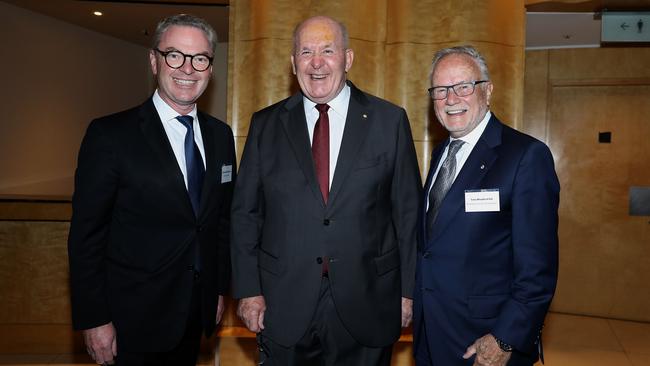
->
[549, 85, 650, 320]
[0, 222, 71, 324]
[523, 48, 650, 322]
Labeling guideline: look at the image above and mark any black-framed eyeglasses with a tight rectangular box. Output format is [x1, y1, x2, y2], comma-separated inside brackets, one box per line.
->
[428, 80, 489, 100]
[154, 49, 213, 72]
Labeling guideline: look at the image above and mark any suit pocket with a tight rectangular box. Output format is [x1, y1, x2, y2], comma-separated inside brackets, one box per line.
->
[467, 294, 508, 319]
[374, 247, 401, 276]
[258, 249, 283, 276]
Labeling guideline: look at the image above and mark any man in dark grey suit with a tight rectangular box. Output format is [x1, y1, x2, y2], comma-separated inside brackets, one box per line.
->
[231, 15, 421, 366]
[68, 14, 235, 366]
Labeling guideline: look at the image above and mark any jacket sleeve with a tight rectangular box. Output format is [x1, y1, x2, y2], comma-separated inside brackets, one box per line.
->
[67, 120, 117, 330]
[230, 114, 265, 299]
[390, 109, 422, 298]
[216, 125, 237, 295]
[492, 141, 560, 354]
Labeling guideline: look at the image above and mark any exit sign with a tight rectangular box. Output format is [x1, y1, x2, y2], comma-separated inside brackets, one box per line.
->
[602, 12, 650, 42]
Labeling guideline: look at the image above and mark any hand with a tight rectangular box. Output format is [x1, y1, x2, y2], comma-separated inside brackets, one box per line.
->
[463, 333, 512, 366]
[401, 297, 413, 327]
[237, 295, 266, 333]
[83, 322, 117, 365]
[216, 295, 225, 325]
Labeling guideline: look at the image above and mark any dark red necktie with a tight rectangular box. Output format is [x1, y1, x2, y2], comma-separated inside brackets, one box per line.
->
[313, 104, 330, 204]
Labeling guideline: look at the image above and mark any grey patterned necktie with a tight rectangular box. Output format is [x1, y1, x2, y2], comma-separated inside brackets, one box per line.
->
[426, 139, 465, 240]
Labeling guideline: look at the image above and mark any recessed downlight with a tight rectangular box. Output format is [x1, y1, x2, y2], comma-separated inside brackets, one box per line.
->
[93, 11, 103, 16]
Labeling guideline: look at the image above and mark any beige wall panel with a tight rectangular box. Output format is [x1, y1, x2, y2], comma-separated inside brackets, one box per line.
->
[522, 50, 549, 141]
[346, 40, 388, 99]
[384, 43, 438, 142]
[386, 1, 524, 45]
[229, 38, 295, 137]
[547, 85, 650, 321]
[549, 48, 650, 81]
[0, 222, 71, 324]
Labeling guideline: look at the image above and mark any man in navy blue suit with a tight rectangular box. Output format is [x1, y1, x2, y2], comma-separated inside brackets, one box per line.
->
[413, 45, 559, 366]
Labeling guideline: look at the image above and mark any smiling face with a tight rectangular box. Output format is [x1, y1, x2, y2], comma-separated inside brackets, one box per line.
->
[291, 17, 354, 104]
[431, 53, 493, 138]
[149, 25, 212, 115]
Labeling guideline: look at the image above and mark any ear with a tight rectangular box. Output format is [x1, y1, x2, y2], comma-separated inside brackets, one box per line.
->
[485, 81, 494, 105]
[149, 49, 158, 75]
[290, 55, 297, 75]
[344, 49, 354, 72]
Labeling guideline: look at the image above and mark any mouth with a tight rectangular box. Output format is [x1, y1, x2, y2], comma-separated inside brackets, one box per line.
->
[310, 74, 328, 81]
[173, 77, 197, 86]
[445, 108, 467, 116]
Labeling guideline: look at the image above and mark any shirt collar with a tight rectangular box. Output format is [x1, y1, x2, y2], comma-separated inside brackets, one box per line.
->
[302, 84, 351, 117]
[152, 89, 198, 122]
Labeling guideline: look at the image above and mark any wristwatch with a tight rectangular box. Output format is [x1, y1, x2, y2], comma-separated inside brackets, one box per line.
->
[494, 336, 513, 352]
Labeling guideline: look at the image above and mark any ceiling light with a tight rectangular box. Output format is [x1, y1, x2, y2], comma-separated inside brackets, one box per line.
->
[93, 11, 103, 16]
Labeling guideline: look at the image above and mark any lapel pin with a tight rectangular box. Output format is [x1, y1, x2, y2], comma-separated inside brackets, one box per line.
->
[362, 113, 368, 119]
[480, 164, 485, 170]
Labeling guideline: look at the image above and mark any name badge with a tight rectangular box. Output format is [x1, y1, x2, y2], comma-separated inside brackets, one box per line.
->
[465, 189, 500, 212]
[221, 164, 233, 183]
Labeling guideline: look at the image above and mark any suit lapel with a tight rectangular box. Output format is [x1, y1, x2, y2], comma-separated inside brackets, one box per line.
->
[138, 99, 195, 218]
[280, 93, 325, 206]
[427, 116, 503, 245]
[328, 82, 372, 207]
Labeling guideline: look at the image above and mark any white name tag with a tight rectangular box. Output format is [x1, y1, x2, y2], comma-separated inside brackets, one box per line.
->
[465, 189, 500, 212]
[221, 164, 233, 183]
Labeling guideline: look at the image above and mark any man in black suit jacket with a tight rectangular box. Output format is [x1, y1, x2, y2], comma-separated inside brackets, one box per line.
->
[231, 15, 421, 365]
[68, 14, 235, 366]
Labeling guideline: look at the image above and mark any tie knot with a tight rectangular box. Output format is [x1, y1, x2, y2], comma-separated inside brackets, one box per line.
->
[447, 139, 464, 157]
[176, 115, 194, 130]
[316, 104, 330, 114]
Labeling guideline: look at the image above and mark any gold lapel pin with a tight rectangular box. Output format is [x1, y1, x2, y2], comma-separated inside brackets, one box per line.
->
[362, 113, 368, 119]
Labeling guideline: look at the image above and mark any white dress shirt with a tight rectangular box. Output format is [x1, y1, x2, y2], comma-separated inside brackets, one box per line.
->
[152, 90, 206, 189]
[303, 84, 351, 188]
[426, 111, 492, 210]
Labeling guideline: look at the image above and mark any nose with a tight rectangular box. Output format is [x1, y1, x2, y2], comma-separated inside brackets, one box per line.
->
[179, 55, 194, 74]
[310, 54, 324, 69]
[445, 87, 460, 104]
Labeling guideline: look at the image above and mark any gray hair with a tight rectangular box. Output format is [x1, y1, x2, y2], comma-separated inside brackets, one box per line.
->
[152, 14, 218, 54]
[292, 16, 350, 54]
[430, 45, 490, 84]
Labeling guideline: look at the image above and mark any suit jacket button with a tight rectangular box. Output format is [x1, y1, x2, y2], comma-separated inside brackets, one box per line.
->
[323, 219, 330, 226]
[197, 225, 203, 232]
[316, 257, 323, 264]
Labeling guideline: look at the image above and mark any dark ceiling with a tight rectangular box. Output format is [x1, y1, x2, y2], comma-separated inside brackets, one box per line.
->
[2, 0, 230, 47]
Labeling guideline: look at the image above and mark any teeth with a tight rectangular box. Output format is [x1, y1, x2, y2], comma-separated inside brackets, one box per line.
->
[173, 78, 196, 85]
[446, 109, 466, 115]
[311, 74, 327, 80]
